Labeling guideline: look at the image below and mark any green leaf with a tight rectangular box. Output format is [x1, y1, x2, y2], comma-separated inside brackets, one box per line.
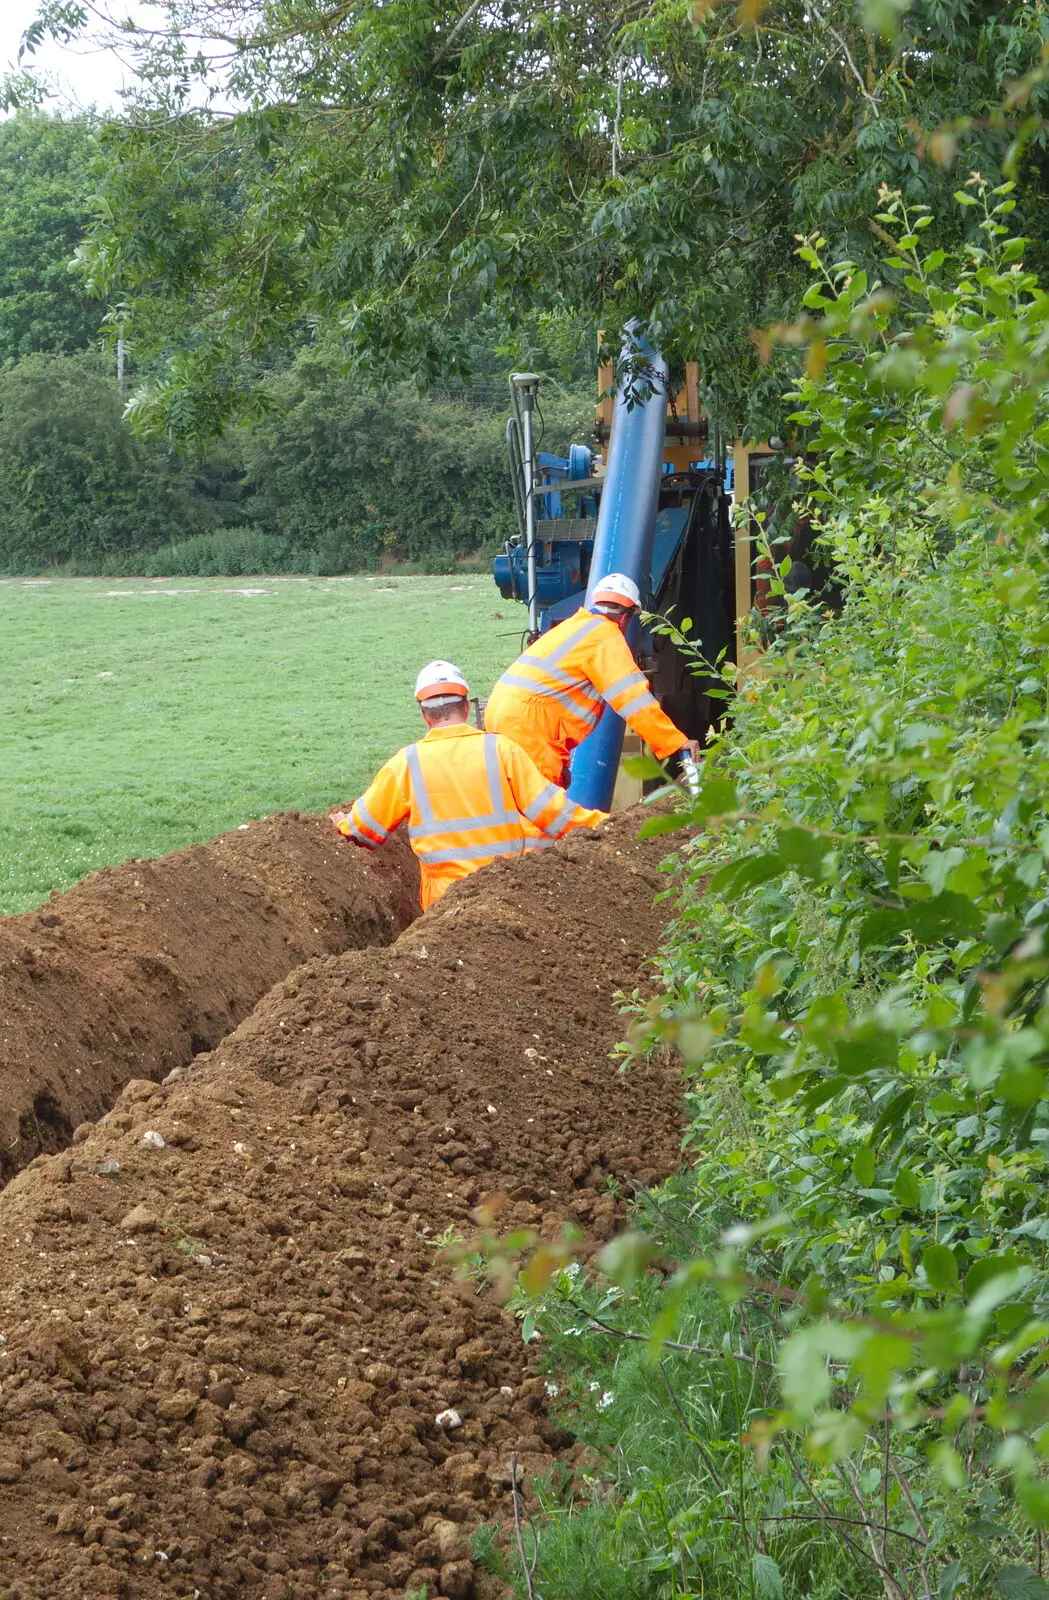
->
[852, 1146, 876, 1187]
[921, 846, 966, 896]
[595, 1230, 656, 1289]
[776, 825, 831, 880]
[998, 1059, 1046, 1109]
[893, 1167, 921, 1210]
[923, 1242, 960, 1294]
[723, 1213, 792, 1247]
[779, 1323, 864, 1415]
[858, 908, 908, 954]
[751, 1553, 785, 1600]
[637, 812, 690, 839]
[622, 752, 666, 781]
[708, 853, 785, 900]
[801, 1074, 849, 1113]
[966, 1253, 1022, 1299]
[986, 914, 1022, 956]
[997, 1567, 1049, 1600]
[834, 1024, 899, 1076]
[861, 0, 911, 36]
[871, 1088, 917, 1144]
[694, 775, 739, 819]
[903, 892, 984, 944]
[930, 1439, 966, 1491]
[1016, 1478, 1049, 1527]
[940, 1561, 965, 1600]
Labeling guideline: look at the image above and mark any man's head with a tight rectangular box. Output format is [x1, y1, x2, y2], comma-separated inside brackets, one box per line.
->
[415, 660, 471, 728]
[590, 572, 641, 632]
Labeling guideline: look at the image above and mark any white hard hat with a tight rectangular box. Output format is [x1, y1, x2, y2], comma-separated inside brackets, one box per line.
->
[591, 572, 641, 609]
[414, 659, 469, 702]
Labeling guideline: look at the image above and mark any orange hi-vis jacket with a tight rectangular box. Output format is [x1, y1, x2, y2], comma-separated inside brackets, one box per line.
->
[484, 606, 688, 785]
[341, 723, 607, 909]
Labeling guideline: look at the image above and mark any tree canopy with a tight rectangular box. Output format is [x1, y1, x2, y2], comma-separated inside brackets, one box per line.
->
[0, 111, 102, 361]
[23, 0, 1049, 439]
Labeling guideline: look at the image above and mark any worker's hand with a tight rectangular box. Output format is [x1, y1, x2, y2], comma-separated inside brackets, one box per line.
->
[331, 811, 355, 839]
[680, 739, 702, 762]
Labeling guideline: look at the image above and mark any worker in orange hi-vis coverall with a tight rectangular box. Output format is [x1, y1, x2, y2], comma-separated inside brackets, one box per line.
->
[484, 573, 701, 787]
[331, 660, 608, 910]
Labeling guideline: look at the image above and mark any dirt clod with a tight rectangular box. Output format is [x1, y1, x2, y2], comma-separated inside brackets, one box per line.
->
[119, 1202, 157, 1233]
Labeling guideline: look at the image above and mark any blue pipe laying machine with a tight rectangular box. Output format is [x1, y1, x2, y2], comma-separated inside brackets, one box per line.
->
[493, 343, 764, 811]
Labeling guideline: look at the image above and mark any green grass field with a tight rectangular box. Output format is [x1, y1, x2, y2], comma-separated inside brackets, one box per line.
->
[0, 575, 522, 914]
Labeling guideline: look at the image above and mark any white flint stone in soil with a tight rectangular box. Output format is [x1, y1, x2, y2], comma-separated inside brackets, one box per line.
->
[435, 1408, 462, 1430]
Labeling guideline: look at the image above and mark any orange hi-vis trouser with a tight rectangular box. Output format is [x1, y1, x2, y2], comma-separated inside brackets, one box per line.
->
[484, 607, 689, 785]
[340, 723, 606, 908]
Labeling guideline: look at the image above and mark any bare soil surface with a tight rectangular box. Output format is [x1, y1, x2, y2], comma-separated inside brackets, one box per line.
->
[0, 815, 420, 1183]
[0, 812, 682, 1599]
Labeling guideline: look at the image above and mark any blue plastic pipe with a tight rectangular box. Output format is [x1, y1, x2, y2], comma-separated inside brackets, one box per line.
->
[566, 336, 668, 811]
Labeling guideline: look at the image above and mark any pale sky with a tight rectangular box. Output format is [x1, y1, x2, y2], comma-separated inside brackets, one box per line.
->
[1, 0, 138, 114]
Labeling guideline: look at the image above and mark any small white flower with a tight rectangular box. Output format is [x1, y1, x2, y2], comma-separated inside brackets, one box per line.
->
[588, 1381, 600, 1392]
[545, 1381, 559, 1397]
[597, 1391, 614, 1411]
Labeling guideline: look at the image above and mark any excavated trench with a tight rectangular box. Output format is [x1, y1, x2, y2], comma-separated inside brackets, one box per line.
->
[0, 812, 420, 1183]
[0, 812, 685, 1600]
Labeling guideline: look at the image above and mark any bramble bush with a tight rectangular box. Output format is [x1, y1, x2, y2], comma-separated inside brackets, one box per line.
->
[503, 182, 1049, 1600]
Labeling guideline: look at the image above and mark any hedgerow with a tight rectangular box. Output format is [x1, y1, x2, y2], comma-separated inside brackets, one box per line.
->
[502, 182, 1049, 1599]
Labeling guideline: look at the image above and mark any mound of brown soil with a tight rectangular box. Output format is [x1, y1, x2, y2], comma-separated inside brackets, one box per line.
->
[0, 813, 683, 1599]
[0, 814, 419, 1181]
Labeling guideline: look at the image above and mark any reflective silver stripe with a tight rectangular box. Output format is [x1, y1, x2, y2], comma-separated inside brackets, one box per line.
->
[498, 611, 607, 700]
[405, 743, 437, 833]
[345, 818, 375, 846]
[484, 734, 505, 815]
[517, 653, 587, 692]
[418, 839, 526, 865]
[406, 735, 519, 840]
[546, 800, 590, 839]
[495, 612, 606, 703]
[497, 672, 602, 724]
[602, 669, 647, 705]
[522, 781, 561, 823]
[511, 613, 606, 697]
[540, 612, 604, 666]
[618, 689, 659, 720]
[409, 815, 519, 839]
[354, 799, 389, 841]
[523, 835, 556, 851]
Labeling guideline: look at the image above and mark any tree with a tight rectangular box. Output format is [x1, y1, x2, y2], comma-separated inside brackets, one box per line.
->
[238, 346, 590, 567]
[0, 112, 102, 362]
[27, 0, 1049, 440]
[0, 353, 218, 568]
